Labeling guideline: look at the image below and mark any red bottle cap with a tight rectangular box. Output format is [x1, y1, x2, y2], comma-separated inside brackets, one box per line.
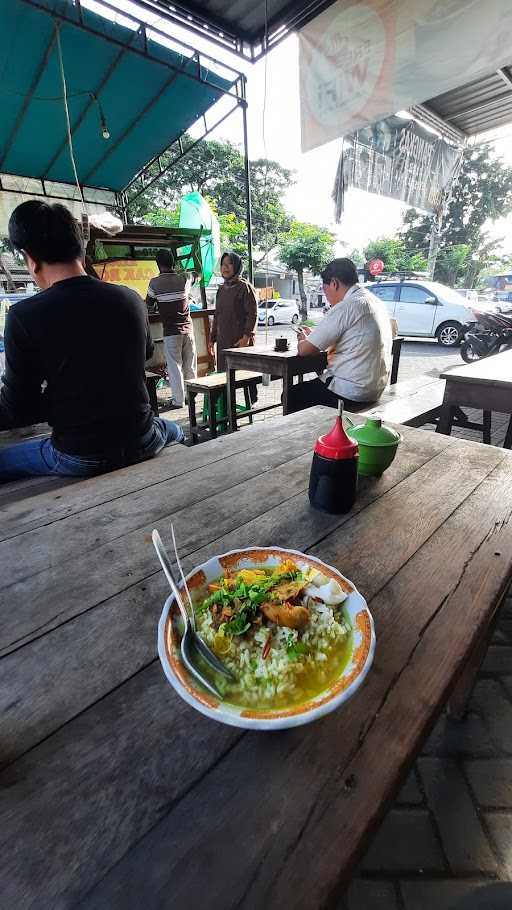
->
[314, 415, 359, 460]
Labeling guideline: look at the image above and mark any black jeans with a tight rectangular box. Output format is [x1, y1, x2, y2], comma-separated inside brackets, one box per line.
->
[286, 378, 373, 414]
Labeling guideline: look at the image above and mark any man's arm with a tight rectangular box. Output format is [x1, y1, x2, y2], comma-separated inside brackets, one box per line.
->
[297, 326, 320, 356]
[0, 308, 45, 429]
[297, 312, 344, 358]
[145, 280, 158, 314]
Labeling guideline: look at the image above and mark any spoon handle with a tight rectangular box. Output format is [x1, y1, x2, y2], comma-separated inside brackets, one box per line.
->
[152, 530, 190, 629]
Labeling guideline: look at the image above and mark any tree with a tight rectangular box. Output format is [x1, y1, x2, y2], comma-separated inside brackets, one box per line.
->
[278, 221, 335, 319]
[218, 212, 248, 258]
[127, 135, 294, 262]
[434, 244, 470, 287]
[346, 248, 365, 266]
[400, 145, 512, 285]
[143, 206, 180, 228]
[363, 238, 428, 275]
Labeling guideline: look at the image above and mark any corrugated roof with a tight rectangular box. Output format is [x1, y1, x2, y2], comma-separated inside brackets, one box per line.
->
[0, 0, 239, 192]
[414, 67, 512, 141]
[148, 1, 512, 136]
[137, 0, 336, 57]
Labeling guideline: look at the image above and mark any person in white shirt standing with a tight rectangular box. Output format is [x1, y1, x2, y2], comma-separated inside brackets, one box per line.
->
[292, 258, 392, 412]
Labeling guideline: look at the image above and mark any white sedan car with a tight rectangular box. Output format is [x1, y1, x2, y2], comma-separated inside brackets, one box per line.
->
[258, 299, 300, 326]
[369, 279, 472, 346]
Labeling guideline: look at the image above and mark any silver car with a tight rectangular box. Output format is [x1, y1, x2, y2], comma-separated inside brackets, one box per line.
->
[369, 279, 472, 346]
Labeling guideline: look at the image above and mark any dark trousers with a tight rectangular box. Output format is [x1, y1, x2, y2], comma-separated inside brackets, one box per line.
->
[286, 378, 373, 414]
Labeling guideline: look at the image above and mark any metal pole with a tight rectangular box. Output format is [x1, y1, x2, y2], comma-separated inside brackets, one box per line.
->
[240, 77, 254, 283]
[427, 209, 443, 278]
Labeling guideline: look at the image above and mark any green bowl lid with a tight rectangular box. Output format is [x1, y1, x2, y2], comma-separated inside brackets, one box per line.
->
[346, 416, 402, 447]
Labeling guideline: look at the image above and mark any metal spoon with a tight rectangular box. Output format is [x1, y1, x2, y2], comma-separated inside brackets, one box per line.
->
[152, 530, 234, 698]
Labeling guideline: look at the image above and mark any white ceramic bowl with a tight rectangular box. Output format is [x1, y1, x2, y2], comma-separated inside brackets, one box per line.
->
[158, 546, 375, 730]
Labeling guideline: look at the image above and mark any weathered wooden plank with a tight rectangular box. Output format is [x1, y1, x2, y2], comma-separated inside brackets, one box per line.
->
[441, 348, 512, 386]
[308, 438, 505, 601]
[378, 373, 444, 401]
[0, 427, 455, 656]
[0, 663, 243, 910]
[75, 454, 512, 910]
[0, 407, 331, 540]
[363, 382, 444, 427]
[1, 438, 508, 909]
[0, 413, 331, 587]
[0, 429, 451, 767]
[0, 451, 315, 654]
[0, 474, 77, 507]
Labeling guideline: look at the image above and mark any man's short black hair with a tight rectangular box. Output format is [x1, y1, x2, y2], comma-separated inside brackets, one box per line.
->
[156, 248, 175, 270]
[8, 200, 83, 264]
[321, 258, 359, 288]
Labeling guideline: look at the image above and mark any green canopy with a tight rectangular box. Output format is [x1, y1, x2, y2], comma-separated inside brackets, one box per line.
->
[0, 0, 236, 193]
[179, 192, 220, 286]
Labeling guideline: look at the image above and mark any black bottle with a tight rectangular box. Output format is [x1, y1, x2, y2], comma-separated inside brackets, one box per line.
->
[308, 402, 359, 514]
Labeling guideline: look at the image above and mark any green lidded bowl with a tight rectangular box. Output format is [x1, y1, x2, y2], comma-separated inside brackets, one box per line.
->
[346, 416, 402, 477]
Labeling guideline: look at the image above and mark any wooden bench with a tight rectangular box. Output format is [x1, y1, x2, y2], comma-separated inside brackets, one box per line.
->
[359, 375, 493, 441]
[186, 370, 262, 444]
[357, 377, 446, 427]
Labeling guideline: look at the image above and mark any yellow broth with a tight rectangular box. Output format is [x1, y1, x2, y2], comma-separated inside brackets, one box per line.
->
[192, 567, 353, 711]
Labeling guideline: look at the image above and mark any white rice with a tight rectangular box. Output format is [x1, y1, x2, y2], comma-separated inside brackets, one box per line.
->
[195, 596, 351, 708]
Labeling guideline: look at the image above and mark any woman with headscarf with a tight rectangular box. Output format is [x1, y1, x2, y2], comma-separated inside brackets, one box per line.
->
[209, 252, 258, 371]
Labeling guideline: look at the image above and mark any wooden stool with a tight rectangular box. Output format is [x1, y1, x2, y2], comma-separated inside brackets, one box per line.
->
[186, 371, 262, 445]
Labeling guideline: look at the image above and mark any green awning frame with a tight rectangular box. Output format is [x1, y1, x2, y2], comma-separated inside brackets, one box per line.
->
[0, 0, 243, 196]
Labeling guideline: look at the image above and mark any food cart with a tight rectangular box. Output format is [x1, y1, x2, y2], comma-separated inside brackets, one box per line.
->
[88, 223, 215, 377]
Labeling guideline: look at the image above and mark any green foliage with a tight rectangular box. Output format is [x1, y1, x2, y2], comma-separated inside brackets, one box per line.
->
[400, 145, 512, 285]
[218, 212, 248, 258]
[142, 207, 180, 227]
[434, 244, 470, 287]
[363, 238, 428, 274]
[278, 221, 335, 316]
[127, 135, 294, 261]
[278, 221, 335, 276]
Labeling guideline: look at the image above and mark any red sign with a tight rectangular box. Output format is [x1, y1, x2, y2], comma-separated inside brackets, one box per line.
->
[368, 258, 384, 276]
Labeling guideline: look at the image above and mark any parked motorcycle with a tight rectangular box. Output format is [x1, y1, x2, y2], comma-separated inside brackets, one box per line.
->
[460, 305, 512, 363]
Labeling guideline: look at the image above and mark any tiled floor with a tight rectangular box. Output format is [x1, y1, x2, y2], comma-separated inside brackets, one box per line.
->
[342, 596, 512, 909]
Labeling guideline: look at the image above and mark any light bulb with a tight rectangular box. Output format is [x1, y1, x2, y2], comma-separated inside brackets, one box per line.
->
[102, 126, 110, 140]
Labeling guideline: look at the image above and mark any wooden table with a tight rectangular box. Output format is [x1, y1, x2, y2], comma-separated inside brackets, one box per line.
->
[224, 344, 327, 430]
[2, 408, 512, 909]
[437, 349, 512, 446]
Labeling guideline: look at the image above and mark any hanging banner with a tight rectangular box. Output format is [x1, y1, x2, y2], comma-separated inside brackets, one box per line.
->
[299, 0, 512, 152]
[333, 114, 462, 218]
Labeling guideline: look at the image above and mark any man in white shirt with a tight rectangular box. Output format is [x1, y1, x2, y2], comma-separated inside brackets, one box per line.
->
[292, 258, 392, 412]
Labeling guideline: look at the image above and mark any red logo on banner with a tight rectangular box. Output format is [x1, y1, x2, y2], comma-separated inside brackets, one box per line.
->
[369, 258, 384, 276]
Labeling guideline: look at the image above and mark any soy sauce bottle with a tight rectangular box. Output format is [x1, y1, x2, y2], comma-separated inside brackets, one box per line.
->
[308, 402, 359, 514]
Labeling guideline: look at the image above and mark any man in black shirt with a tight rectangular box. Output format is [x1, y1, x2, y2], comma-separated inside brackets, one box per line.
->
[0, 201, 184, 482]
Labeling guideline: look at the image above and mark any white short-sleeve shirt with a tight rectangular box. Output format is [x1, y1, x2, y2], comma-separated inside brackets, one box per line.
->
[307, 284, 392, 401]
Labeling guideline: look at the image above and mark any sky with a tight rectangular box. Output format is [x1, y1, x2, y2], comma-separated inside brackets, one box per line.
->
[88, 0, 512, 259]
[199, 32, 409, 255]
[213, 33, 512, 257]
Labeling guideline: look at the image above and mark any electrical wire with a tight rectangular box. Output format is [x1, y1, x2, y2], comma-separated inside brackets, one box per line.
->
[55, 22, 85, 210]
